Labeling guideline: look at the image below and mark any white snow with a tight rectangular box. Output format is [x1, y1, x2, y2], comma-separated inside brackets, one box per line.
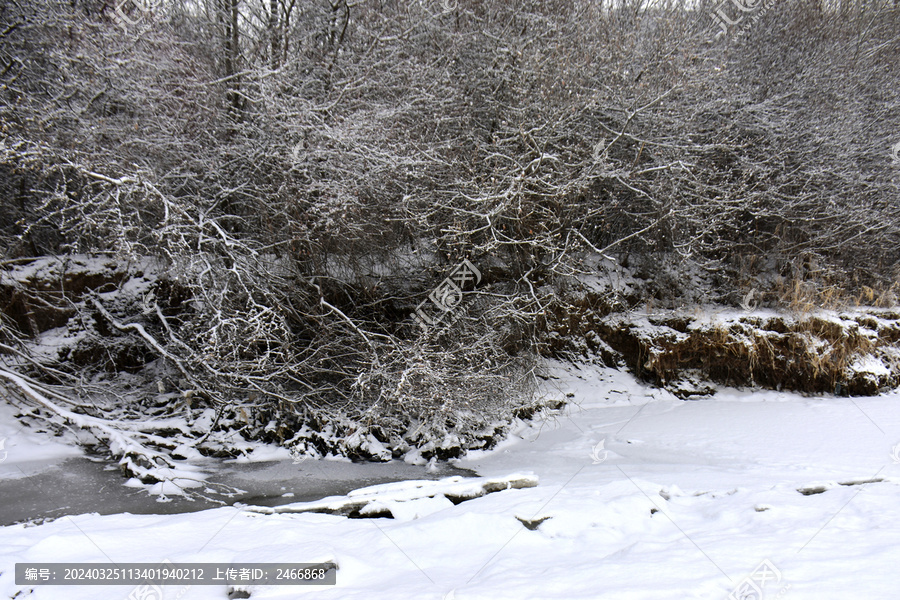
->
[848, 355, 891, 377]
[0, 255, 158, 286]
[0, 398, 83, 479]
[4, 362, 900, 598]
[243, 474, 539, 520]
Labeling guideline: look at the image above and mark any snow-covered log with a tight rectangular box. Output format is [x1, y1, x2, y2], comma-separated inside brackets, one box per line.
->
[243, 474, 539, 518]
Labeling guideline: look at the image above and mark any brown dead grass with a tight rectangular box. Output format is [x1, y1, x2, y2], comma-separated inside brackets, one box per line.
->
[554, 310, 900, 396]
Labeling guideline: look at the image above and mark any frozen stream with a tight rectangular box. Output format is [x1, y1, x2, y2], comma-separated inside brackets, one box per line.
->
[0, 455, 474, 526]
[5, 364, 900, 598]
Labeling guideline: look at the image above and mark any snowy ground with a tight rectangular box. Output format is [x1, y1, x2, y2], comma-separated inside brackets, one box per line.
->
[3, 362, 900, 599]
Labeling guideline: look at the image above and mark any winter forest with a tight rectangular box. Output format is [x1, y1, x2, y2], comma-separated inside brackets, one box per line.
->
[1, 0, 899, 598]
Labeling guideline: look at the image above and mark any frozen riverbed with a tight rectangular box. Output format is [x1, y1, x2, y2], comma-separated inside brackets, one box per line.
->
[3, 362, 900, 599]
[0, 454, 473, 526]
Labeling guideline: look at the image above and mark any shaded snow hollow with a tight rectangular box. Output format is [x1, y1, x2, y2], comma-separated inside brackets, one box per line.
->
[3, 363, 900, 598]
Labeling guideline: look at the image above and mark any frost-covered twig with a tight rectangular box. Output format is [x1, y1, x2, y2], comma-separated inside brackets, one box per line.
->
[0, 366, 169, 468]
[89, 297, 219, 404]
[0, 368, 214, 487]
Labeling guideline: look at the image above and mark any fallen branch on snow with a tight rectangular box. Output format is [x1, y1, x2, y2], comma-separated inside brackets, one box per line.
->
[243, 474, 539, 518]
[0, 366, 229, 500]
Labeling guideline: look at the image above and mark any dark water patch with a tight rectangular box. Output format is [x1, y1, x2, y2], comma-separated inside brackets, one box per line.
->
[0, 456, 474, 526]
